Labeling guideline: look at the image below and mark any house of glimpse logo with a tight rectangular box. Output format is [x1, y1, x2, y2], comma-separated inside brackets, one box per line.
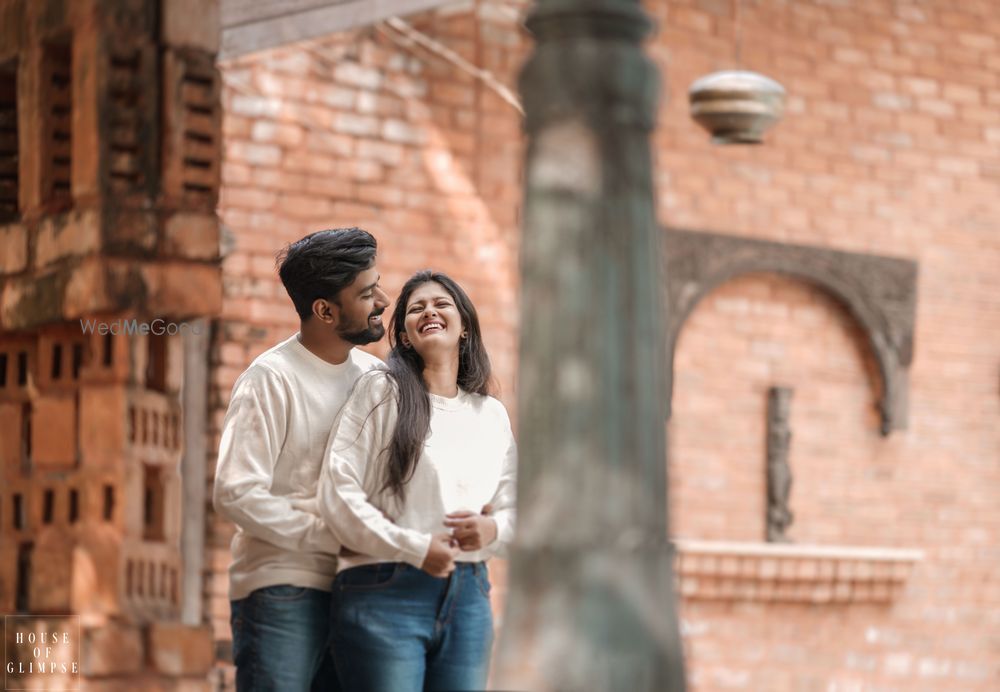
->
[79, 318, 206, 336]
[4, 616, 80, 690]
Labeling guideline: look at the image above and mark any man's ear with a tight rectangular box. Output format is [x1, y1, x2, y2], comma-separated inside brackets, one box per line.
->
[312, 298, 339, 326]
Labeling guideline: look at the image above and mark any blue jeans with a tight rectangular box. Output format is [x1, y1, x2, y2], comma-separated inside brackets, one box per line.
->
[230, 585, 341, 692]
[330, 562, 494, 692]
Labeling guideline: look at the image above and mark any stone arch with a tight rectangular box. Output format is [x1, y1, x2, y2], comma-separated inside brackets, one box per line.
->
[663, 229, 918, 435]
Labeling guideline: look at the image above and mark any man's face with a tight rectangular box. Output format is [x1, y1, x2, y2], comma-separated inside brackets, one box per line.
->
[335, 265, 390, 345]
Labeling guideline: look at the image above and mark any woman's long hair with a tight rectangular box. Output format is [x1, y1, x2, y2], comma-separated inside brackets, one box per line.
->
[380, 271, 493, 501]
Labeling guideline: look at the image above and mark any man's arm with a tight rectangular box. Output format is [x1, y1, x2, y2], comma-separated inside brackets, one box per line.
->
[213, 366, 339, 554]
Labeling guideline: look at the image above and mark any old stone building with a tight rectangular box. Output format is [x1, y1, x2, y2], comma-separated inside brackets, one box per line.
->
[2, 0, 998, 690]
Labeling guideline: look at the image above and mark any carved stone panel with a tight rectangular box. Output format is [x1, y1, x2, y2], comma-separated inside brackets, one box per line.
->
[664, 228, 918, 435]
[766, 386, 793, 542]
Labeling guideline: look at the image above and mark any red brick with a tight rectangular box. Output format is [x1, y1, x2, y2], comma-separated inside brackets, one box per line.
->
[357, 139, 405, 165]
[310, 84, 356, 109]
[303, 131, 354, 156]
[162, 213, 220, 260]
[342, 160, 384, 182]
[261, 51, 311, 75]
[283, 150, 338, 174]
[251, 169, 311, 193]
[222, 114, 252, 139]
[228, 94, 282, 118]
[78, 386, 127, 469]
[250, 121, 304, 146]
[145, 623, 214, 677]
[226, 142, 282, 167]
[82, 622, 144, 677]
[331, 112, 380, 137]
[430, 82, 475, 107]
[0, 223, 28, 275]
[139, 262, 223, 319]
[303, 175, 355, 198]
[277, 194, 334, 219]
[355, 185, 405, 207]
[221, 161, 252, 185]
[31, 396, 77, 467]
[917, 97, 956, 117]
[669, 7, 714, 33]
[334, 62, 383, 90]
[220, 187, 277, 211]
[0, 402, 20, 468]
[35, 210, 102, 268]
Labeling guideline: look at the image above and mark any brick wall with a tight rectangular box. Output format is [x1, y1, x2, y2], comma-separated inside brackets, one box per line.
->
[657, 1, 999, 688]
[212, 0, 1000, 689]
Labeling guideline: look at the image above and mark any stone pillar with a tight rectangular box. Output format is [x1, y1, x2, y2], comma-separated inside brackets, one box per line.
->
[494, 1, 686, 689]
[181, 318, 210, 626]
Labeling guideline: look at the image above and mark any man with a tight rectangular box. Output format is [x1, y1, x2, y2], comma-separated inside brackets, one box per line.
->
[214, 228, 389, 691]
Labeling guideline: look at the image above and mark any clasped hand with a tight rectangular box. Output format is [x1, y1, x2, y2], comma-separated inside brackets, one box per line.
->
[420, 504, 496, 578]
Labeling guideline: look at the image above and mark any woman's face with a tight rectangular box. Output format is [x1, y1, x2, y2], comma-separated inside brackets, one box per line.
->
[402, 281, 464, 358]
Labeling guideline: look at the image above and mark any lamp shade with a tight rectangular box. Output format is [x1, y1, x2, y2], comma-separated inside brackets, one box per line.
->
[689, 69, 786, 144]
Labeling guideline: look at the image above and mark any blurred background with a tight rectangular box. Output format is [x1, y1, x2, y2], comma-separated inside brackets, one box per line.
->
[0, 0, 998, 689]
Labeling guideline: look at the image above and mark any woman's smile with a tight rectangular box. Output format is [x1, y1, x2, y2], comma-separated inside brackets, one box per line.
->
[419, 320, 445, 334]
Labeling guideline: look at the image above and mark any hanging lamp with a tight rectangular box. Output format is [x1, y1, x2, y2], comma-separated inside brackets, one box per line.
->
[688, 0, 786, 144]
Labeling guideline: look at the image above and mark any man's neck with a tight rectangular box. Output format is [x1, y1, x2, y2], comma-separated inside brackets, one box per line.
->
[297, 328, 352, 365]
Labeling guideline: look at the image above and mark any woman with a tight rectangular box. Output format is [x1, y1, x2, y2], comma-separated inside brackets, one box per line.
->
[317, 270, 517, 692]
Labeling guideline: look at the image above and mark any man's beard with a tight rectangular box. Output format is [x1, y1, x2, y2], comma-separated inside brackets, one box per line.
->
[339, 311, 385, 345]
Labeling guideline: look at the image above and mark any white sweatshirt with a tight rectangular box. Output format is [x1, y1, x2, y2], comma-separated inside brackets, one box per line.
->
[318, 370, 517, 572]
[213, 334, 382, 599]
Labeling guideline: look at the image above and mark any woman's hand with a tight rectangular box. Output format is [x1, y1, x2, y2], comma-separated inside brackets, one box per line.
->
[421, 533, 460, 577]
[443, 510, 498, 551]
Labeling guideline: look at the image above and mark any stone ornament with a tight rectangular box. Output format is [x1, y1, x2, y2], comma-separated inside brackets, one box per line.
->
[766, 386, 793, 543]
[663, 228, 919, 435]
[688, 69, 786, 144]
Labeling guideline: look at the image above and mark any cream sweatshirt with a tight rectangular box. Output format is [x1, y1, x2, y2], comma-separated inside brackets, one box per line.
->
[213, 334, 382, 599]
[318, 370, 517, 572]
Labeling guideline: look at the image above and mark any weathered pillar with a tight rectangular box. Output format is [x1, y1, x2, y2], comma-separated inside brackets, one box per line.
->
[181, 318, 210, 626]
[494, 1, 686, 690]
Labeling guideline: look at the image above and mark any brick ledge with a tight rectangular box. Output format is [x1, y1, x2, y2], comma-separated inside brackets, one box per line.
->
[674, 539, 924, 604]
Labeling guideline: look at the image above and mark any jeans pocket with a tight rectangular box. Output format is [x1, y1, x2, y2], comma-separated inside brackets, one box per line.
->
[474, 564, 492, 599]
[336, 563, 405, 591]
[255, 584, 310, 601]
[229, 598, 245, 629]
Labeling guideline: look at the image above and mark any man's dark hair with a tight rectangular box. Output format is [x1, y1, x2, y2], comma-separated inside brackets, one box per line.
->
[276, 228, 377, 320]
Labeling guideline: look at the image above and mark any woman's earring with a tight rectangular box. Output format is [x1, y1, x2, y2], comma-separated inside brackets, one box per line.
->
[460, 331, 468, 339]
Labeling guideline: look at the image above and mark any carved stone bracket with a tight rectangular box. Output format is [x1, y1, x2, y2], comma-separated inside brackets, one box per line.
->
[664, 228, 919, 435]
